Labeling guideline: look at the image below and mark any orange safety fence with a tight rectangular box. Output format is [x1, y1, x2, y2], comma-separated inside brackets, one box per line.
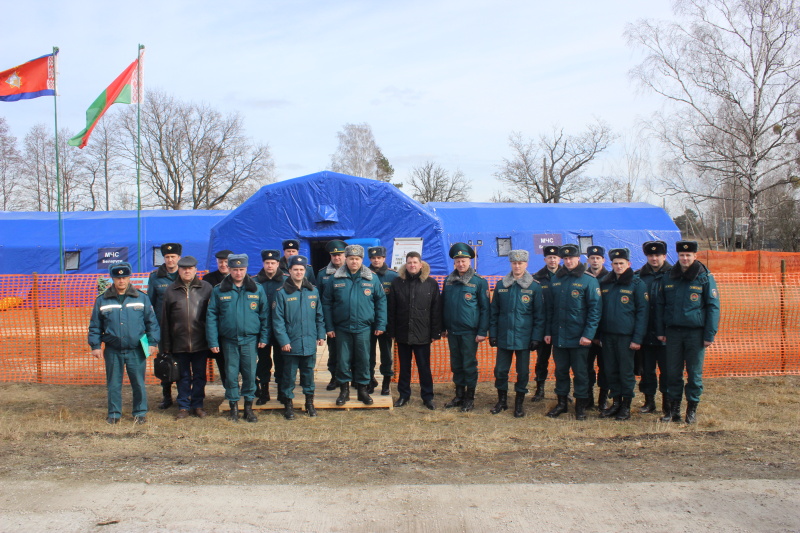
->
[0, 261, 799, 386]
[696, 250, 800, 273]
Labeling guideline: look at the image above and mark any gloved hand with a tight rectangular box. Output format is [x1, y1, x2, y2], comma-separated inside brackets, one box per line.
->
[489, 338, 497, 347]
[529, 340, 540, 351]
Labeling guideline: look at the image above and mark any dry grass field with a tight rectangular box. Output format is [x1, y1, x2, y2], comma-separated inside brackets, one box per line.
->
[1, 376, 798, 487]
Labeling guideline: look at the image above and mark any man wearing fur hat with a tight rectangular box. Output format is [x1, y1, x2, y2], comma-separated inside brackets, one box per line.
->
[656, 240, 720, 424]
[597, 248, 648, 421]
[544, 244, 601, 421]
[488, 250, 545, 418]
[584, 245, 609, 411]
[635, 240, 672, 415]
[254, 249, 285, 405]
[279, 239, 316, 285]
[442, 243, 490, 412]
[148, 242, 182, 410]
[322, 244, 387, 406]
[369, 246, 399, 396]
[388, 251, 441, 409]
[531, 245, 561, 402]
[317, 240, 348, 391]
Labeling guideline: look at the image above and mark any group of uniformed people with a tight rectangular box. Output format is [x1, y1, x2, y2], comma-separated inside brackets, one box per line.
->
[88, 237, 720, 425]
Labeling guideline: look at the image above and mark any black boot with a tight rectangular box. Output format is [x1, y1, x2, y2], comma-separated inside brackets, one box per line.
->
[367, 377, 378, 395]
[256, 383, 271, 405]
[228, 401, 239, 422]
[671, 400, 682, 422]
[284, 399, 295, 420]
[598, 388, 609, 411]
[600, 396, 622, 419]
[513, 392, 526, 418]
[158, 382, 173, 410]
[357, 384, 374, 405]
[243, 400, 258, 423]
[335, 383, 350, 406]
[685, 401, 698, 424]
[444, 386, 464, 408]
[615, 397, 632, 421]
[461, 387, 476, 412]
[305, 394, 317, 417]
[381, 376, 391, 396]
[490, 390, 508, 415]
[575, 398, 587, 421]
[531, 381, 545, 402]
[660, 399, 673, 422]
[546, 395, 568, 418]
[585, 387, 595, 410]
[326, 376, 338, 391]
[640, 394, 656, 413]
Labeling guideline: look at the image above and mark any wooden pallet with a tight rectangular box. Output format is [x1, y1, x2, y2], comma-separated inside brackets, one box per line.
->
[216, 381, 393, 411]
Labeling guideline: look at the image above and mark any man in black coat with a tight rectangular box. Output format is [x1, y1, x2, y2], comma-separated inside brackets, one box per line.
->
[387, 251, 442, 410]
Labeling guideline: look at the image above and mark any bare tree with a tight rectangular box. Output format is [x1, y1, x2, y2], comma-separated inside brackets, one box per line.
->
[0, 117, 22, 210]
[407, 162, 471, 203]
[80, 117, 128, 211]
[600, 135, 656, 203]
[329, 122, 395, 183]
[21, 124, 56, 211]
[494, 120, 614, 203]
[626, 0, 800, 249]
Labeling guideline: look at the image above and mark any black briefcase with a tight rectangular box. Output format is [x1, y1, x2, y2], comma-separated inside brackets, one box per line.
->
[153, 353, 180, 382]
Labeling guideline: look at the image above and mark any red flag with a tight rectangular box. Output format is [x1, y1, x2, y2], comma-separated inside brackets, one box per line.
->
[0, 53, 56, 102]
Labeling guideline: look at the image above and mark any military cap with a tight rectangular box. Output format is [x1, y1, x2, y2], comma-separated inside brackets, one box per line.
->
[215, 249, 233, 259]
[608, 248, 630, 261]
[326, 240, 347, 254]
[642, 241, 667, 256]
[109, 262, 132, 278]
[161, 243, 182, 256]
[449, 243, 475, 259]
[282, 239, 300, 251]
[508, 249, 529, 262]
[227, 253, 249, 268]
[676, 240, 698, 253]
[177, 256, 198, 268]
[586, 245, 605, 258]
[558, 244, 581, 258]
[368, 246, 387, 258]
[261, 249, 281, 261]
[287, 255, 308, 268]
[345, 244, 364, 258]
[542, 245, 560, 257]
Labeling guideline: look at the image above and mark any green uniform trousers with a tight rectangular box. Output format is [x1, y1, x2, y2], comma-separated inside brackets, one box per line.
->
[493, 348, 531, 393]
[335, 329, 371, 385]
[638, 344, 666, 396]
[282, 354, 317, 399]
[601, 333, 636, 399]
[104, 348, 148, 419]
[665, 327, 706, 403]
[553, 346, 589, 399]
[370, 333, 394, 379]
[325, 337, 338, 377]
[447, 334, 479, 388]
[221, 339, 258, 402]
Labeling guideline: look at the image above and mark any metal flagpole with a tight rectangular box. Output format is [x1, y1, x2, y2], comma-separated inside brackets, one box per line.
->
[52, 46, 64, 274]
[136, 44, 144, 272]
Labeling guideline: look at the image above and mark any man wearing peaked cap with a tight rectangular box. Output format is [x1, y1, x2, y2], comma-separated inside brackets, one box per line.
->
[148, 242, 183, 410]
[655, 240, 720, 424]
[203, 250, 233, 288]
[368, 245, 399, 396]
[441, 243, 489, 412]
[635, 240, 671, 416]
[584, 245, 609, 411]
[317, 240, 349, 391]
[253, 249, 285, 405]
[88, 262, 160, 424]
[530, 245, 561, 402]
[279, 239, 316, 285]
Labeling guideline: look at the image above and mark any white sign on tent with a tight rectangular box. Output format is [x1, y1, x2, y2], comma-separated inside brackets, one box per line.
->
[391, 238, 423, 270]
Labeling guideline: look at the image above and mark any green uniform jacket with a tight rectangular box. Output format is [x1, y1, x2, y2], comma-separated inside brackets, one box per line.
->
[655, 261, 720, 343]
[546, 263, 602, 348]
[370, 263, 399, 297]
[147, 265, 178, 324]
[88, 284, 160, 351]
[316, 262, 338, 300]
[255, 268, 285, 343]
[206, 275, 270, 347]
[442, 268, 490, 336]
[489, 271, 545, 350]
[635, 261, 672, 346]
[322, 265, 387, 333]
[599, 268, 649, 345]
[272, 278, 325, 357]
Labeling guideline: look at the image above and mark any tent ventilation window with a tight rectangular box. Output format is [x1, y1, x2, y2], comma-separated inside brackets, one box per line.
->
[153, 247, 164, 267]
[497, 237, 512, 257]
[64, 251, 80, 271]
[578, 236, 594, 255]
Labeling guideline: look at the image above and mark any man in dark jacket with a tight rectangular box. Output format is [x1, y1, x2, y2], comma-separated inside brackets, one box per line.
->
[279, 239, 316, 285]
[160, 256, 213, 420]
[585, 245, 609, 411]
[656, 240, 720, 424]
[388, 251, 441, 409]
[148, 242, 182, 410]
[201, 249, 232, 387]
[254, 249, 285, 404]
[369, 246, 399, 395]
[531, 245, 560, 402]
[317, 240, 347, 390]
[89, 262, 159, 424]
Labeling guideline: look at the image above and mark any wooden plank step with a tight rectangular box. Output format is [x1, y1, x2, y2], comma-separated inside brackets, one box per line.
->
[217, 381, 393, 411]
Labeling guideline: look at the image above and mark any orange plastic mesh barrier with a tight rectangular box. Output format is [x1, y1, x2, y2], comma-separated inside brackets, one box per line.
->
[0, 257, 798, 386]
[696, 250, 800, 273]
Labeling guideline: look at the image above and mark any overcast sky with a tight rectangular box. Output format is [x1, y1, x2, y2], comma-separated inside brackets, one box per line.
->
[1, 0, 678, 204]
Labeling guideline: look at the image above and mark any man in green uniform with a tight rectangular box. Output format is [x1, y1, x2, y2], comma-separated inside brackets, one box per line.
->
[368, 246, 399, 395]
[635, 240, 671, 415]
[206, 254, 270, 423]
[597, 248, 648, 421]
[531, 245, 560, 402]
[656, 240, 720, 424]
[585, 245, 609, 410]
[442, 243, 490, 413]
[279, 239, 316, 285]
[148, 242, 182, 410]
[317, 240, 347, 391]
[273, 255, 326, 420]
[89, 262, 159, 424]
[488, 249, 545, 418]
[544, 244, 601, 421]
[254, 249, 285, 405]
[322, 244, 387, 406]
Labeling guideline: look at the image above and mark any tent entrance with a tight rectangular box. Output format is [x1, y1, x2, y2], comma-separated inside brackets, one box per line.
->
[309, 238, 346, 275]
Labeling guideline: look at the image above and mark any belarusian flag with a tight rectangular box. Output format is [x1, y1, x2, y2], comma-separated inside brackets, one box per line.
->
[69, 53, 143, 148]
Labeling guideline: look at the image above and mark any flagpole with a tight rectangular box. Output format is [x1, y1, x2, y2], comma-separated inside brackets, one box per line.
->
[136, 44, 144, 273]
[52, 46, 64, 274]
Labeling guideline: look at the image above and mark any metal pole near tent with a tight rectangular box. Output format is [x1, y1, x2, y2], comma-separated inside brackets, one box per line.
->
[52, 46, 64, 274]
[136, 44, 144, 272]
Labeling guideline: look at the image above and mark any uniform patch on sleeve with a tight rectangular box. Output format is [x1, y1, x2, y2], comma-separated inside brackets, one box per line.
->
[711, 288, 718, 299]
[595, 287, 601, 296]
